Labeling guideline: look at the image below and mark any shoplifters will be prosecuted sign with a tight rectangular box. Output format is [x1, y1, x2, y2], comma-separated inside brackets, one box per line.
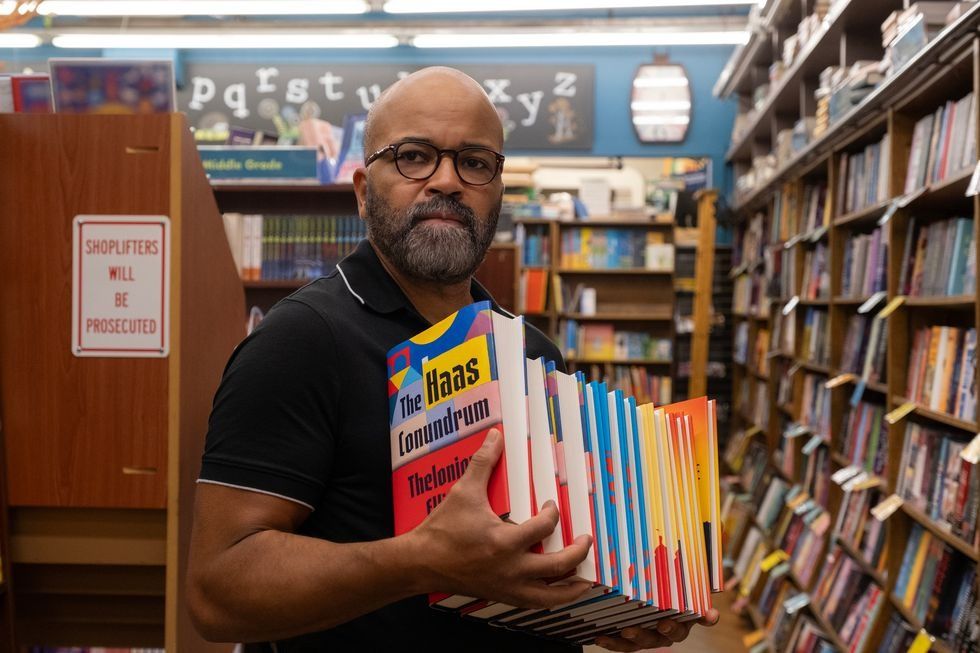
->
[71, 215, 171, 358]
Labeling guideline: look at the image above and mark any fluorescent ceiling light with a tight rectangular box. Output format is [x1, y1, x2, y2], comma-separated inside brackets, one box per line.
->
[51, 32, 398, 48]
[632, 115, 690, 125]
[413, 30, 748, 47]
[37, 0, 368, 16]
[387, 0, 756, 12]
[630, 100, 691, 111]
[0, 33, 42, 47]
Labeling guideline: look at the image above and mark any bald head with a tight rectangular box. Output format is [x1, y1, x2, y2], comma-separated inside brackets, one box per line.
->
[363, 67, 504, 159]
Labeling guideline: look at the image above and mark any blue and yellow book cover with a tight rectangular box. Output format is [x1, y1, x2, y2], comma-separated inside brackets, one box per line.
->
[387, 301, 508, 536]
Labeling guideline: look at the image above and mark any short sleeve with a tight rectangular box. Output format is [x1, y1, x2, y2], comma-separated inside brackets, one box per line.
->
[198, 298, 340, 510]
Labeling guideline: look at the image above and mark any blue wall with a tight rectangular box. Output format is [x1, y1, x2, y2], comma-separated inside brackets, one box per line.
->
[2, 44, 737, 189]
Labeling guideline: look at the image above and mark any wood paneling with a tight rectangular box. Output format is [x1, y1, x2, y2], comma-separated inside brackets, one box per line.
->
[0, 115, 171, 508]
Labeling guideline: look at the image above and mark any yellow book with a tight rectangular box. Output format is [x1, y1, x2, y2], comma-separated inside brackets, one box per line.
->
[638, 403, 674, 611]
[656, 408, 697, 616]
[903, 531, 933, 608]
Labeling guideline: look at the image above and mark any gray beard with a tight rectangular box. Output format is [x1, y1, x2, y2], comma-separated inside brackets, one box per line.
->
[363, 187, 500, 285]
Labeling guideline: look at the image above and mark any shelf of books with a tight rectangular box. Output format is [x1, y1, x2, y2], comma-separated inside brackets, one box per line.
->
[515, 214, 679, 407]
[719, 3, 980, 651]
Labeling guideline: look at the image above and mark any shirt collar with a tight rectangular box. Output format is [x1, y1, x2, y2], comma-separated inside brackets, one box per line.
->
[335, 239, 505, 319]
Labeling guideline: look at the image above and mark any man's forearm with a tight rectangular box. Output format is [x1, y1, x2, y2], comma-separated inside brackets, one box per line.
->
[189, 528, 427, 643]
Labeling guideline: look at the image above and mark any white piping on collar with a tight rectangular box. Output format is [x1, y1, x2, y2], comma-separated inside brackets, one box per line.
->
[336, 264, 366, 305]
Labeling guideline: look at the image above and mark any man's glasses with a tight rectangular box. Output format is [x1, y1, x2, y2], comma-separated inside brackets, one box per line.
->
[365, 141, 505, 186]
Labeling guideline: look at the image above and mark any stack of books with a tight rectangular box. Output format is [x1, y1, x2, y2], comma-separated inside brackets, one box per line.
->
[386, 302, 722, 645]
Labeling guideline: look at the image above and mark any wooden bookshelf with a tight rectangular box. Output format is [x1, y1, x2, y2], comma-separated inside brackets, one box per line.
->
[0, 114, 241, 651]
[720, 4, 980, 651]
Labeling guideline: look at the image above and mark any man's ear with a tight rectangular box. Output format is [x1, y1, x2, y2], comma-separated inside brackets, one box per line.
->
[352, 167, 368, 218]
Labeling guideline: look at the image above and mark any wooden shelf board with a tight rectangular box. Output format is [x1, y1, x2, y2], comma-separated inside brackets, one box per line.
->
[832, 295, 870, 305]
[807, 603, 850, 653]
[903, 295, 976, 309]
[900, 502, 980, 563]
[903, 168, 974, 211]
[833, 200, 891, 229]
[520, 264, 551, 270]
[799, 298, 830, 307]
[833, 370, 888, 395]
[885, 591, 953, 653]
[891, 396, 979, 433]
[799, 360, 832, 376]
[560, 312, 672, 322]
[556, 268, 673, 275]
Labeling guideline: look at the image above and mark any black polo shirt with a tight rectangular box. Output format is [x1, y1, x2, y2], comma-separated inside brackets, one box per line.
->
[199, 239, 577, 652]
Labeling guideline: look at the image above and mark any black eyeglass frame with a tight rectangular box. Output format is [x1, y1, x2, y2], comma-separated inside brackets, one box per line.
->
[364, 140, 506, 186]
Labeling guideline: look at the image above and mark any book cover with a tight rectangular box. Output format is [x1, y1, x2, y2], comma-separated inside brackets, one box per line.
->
[49, 59, 175, 114]
[387, 301, 533, 535]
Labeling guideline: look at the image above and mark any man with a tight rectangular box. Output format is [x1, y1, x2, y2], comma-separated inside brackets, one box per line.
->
[187, 67, 717, 652]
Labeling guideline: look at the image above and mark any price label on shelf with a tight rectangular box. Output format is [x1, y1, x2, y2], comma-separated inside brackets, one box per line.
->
[897, 187, 926, 207]
[808, 225, 828, 242]
[852, 475, 884, 492]
[788, 362, 803, 376]
[749, 642, 769, 653]
[885, 401, 917, 425]
[858, 291, 888, 314]
[802, 434, 825, 455]
[782, 295, 800, 315]
[907, 629, 935, 653]
[784, 593, 811, 615]
[967, 160, 980, 197]
[825, 373, 857, 389]
[831, 465, 862, 486]
[961, 433, 980, 464]
[878, 200, 901, 226]
[760, 549, 789, 572]
[745, 425, 763, 438]
[877, 295, 906, 318]
[871, 493, 904, 522]
[842, 471, 870, 492]
[784, 423, 810, 438]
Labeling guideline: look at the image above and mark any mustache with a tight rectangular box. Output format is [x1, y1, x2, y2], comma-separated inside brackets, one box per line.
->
[406, 195, 477, 227]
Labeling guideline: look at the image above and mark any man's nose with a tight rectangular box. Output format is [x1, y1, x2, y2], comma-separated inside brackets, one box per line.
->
[424, 154, 464, 195]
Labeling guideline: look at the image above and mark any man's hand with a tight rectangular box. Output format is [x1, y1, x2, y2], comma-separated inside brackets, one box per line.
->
[408, 429, 594, 609]
[594, 609, 721, 651]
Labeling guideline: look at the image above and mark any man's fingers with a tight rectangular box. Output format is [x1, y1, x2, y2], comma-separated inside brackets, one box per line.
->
[510, 501, 560, 548]
[457, 429, 503, 490]
[520, 534, 592, 579]
[593, 635, 647, 652]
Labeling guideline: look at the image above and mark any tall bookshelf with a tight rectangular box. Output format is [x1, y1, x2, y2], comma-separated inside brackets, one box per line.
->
[721, 3, 980, 652]
[515, 216, 678, 404]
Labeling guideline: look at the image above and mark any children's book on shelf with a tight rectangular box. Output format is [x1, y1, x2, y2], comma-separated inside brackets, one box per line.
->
[49, 59, 175, 114]
[0, 73, 52, 113]
[386, 301, 722, 644]
[332, 113, 366, 183]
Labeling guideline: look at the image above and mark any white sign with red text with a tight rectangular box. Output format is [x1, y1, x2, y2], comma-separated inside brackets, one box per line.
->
[72, 215, 170, 358]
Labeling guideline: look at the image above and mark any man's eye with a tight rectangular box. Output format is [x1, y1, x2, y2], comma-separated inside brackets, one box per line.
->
[462, 157, 491, 170]
[398, 149, 432, 163]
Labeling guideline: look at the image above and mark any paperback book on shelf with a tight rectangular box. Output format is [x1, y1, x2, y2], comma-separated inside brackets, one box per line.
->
[386, 301, 722, 645]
